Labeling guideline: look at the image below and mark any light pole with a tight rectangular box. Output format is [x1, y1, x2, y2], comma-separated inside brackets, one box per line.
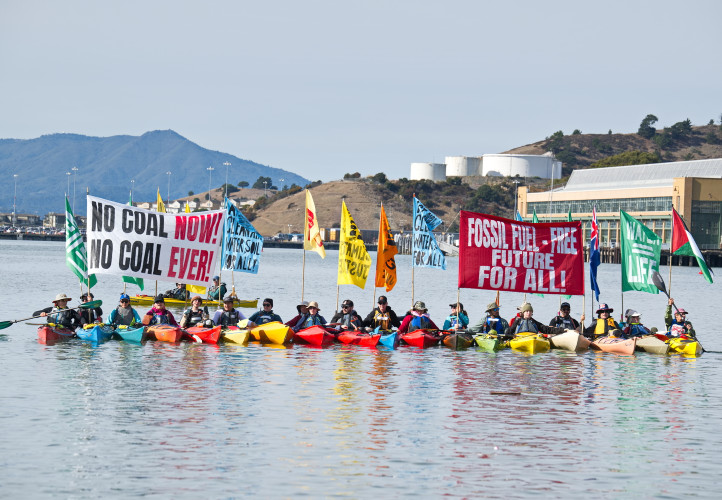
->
[513, 179, 521, 218]
[66, 172, 71, 197]
[166, 171, 172, 206]
[207, 166, 214, 209]
[71, 166, 79, 213]
[263, 180, 267, 198]
[279, 178, 285, 191]
[12, 174, 18, 227]
[223, 161, 231, 199]
[287, 223, 292, 235]
[130, 179, 135, 204]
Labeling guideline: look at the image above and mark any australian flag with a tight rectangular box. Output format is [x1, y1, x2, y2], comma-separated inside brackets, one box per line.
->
[589, 205, 601, 301]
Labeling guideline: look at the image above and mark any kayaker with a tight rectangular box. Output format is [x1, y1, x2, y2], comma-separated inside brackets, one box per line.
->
[443, 302, 469, 331]
[549, 302, 584, 331]
[398, 301, 439, 333]
[78, 292, 103, 325]
[107, 293, 141, 327]
[469, 302, 510, 336]
[164, 283, 189, 301]
[622, 310, 651, 338]
[285, 300, 310, 329]
[34, 293, 82, 330]
[179, 296, 209, 328]
[664, 298, 696, 337]
[212, 294, 248, 328]
[293, 301, 327, 331]
[330, 299, 364, 331]
[207, 276, 227, 301]
[363, 295, 401, 331]
[142, 296, 179, 326]
[583, 303, 622, 339]
[508, 303, 563, 338]
[248, 298, 283, 326]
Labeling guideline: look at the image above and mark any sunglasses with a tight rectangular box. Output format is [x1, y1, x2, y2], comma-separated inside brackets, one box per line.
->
[342, 305, 351, 309]
[120, 299, 130, 303]
[263, 303, 271, 307]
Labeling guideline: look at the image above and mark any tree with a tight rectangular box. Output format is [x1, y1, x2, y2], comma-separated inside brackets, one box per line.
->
[238, 181, 249, 188]
[371, 172, 387, 184]
[669, 118, 692, 140]
[252, 176, 272, 190]
[572, 129, 581, 135]
[188, 190, 194, 196]
[638, 114, 658, 139]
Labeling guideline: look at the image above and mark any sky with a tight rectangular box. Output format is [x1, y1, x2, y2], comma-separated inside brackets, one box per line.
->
[1, 0, 721, 182]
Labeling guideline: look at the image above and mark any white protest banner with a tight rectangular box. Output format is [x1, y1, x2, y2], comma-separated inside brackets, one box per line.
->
[86, 195, 225, 287]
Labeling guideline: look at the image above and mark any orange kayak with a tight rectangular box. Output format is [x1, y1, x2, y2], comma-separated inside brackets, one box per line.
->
[147, 324, 183, 343]
[591, 336, 636, 355]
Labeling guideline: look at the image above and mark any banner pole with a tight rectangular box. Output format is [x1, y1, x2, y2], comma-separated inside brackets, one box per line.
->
[335, 285, 340, 314]
[302, 248, 306, 302]
[455, 288, 461, 330]
[582, 292, 586, 331]
[411, 266, 415, 309]
[668, 211, 673, 298]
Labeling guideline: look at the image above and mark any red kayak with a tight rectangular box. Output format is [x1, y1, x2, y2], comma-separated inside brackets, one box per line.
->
[37, 325, 75, 345]
[337, 331, 381, 347]
[147, 324, 184, 343]
[293, 326, 336, 346]
[185, 325, 222, 344]
[401, 329, 441, 348]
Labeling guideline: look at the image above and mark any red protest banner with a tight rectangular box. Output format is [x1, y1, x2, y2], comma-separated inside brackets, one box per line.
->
[458, 211, 584, 295]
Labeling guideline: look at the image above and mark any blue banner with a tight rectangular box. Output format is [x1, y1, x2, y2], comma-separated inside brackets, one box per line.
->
[221, 199, 263, 274]
[412, 197, 446, 270]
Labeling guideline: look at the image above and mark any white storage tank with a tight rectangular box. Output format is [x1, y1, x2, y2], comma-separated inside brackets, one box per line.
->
[410, 162, 446, 181]
[445, 156, 481, 177]
[481, 153, 562, 179]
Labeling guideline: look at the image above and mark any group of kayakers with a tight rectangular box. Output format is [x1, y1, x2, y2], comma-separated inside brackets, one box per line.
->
[35, 288, 695, 340]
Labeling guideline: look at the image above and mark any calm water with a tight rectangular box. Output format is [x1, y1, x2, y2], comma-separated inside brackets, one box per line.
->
[0, 240, 720, 498]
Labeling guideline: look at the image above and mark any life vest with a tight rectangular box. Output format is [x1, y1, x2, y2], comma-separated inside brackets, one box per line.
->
[483, 316, 502, 334]
[183, 308, 205, 327]
[301, 314, 323, 329]
[337, 311, 358, 328]
[514, 318, 538, 334]
[552, 316, 576, 330]
[150, 311, 171, 325]
[669, 324, 686, 337]
[410, 314, 432, 330]
[627, 323, 650, 337]
[113, 306, 135, 326]
[373, 310, 392, 330]
[50, 307, 76, 329]
[594, 317, 617, 336]
[218, 309, 241, 327]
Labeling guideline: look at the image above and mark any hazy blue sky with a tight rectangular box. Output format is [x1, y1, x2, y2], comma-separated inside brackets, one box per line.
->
[2, 0, 720, 182]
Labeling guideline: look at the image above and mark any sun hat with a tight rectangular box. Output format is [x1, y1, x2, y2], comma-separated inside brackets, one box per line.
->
[596, 303, 613, 314]
[676, 308, 688, 315]
[625, 308, 640, 318]
[296, 300, 309, 312]
[413, 301, 427, 311]
[519, 303, 533, 313]
[53, 293, 72, 303]
[307, 301, 320, 310]
[486, 302, 499, 312]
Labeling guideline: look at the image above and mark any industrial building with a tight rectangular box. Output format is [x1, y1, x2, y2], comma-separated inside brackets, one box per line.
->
[519, 158, 722, 250]
[410, 153, 561, 181]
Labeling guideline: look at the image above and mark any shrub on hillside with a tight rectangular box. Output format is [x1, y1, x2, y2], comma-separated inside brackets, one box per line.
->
[590, 150, 661, 168]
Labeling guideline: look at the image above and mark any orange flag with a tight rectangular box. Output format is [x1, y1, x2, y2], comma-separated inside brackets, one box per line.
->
[304, 189, 326, 258]
[375, 204, 398, 291]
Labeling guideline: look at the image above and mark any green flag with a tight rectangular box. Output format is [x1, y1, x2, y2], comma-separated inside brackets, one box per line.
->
[567, 207, 572, 222]
[620, 210, 661, 293]
[65, 196, 97, 288]
[121, 191, 144, 290]
[532, 208, 539, 223]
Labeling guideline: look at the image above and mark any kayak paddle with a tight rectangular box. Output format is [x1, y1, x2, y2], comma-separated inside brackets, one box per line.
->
[650, 271, 680, 313]
[0, 299, 103, 330]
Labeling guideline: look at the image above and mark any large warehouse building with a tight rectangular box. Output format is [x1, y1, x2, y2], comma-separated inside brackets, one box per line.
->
[519, 158, 722, 249]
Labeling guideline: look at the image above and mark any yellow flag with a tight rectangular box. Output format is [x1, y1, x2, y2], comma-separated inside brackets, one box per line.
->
[304, 190, 326, 258]
[156, 189, 166, 213]
[375, 204, 398, 292]
[184, 201, 191, 213]
[338, 200, 371, 288]
[187, 284, 207, 294]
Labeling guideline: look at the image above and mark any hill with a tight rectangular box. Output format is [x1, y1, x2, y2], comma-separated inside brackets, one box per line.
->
[0, 130, 309, 216]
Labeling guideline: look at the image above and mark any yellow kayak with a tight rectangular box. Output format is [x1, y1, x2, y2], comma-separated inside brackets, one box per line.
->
[129, 295, 258, 309]
[668, 337, 703, 357]
[509, 333, 550, 354]
[223, 328, 250, 344]
[249, 321, 294, 345]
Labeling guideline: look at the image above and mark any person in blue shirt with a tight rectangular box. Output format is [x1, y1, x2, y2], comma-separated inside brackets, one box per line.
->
[248, 298, 283, 326]
[443, 302, 469, 330]
[469, 302, 510, 336]
[107, 293, 141, 327]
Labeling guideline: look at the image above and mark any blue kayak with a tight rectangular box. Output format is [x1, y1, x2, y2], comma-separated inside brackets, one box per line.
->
[113, 326, 146, 343]
[379, 331, 399, 349]
[76, 324, 115, 343]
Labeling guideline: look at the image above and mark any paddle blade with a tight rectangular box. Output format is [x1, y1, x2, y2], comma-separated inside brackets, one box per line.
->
[79, 299, 103, 309]
[0, 321, 13, 330]
[651, 271, 668, 296]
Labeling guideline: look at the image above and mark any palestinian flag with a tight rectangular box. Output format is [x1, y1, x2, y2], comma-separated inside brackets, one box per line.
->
[672, 208, 713, 283]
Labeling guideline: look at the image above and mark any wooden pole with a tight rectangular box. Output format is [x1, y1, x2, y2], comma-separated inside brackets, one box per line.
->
[302, 248, 306, 302]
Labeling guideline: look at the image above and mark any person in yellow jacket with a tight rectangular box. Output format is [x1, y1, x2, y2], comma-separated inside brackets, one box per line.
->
[583, 303, 622, 339]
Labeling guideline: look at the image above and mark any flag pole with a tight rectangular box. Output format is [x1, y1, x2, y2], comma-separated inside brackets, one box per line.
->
[302, 247, 306, 302]
[668, 210, 673, 297]
[335, 285, 340, 314]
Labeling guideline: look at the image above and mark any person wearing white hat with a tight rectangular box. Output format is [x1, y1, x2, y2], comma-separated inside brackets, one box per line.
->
[622, 310, 651, 338]
[664, 298, 695, 338]
[285, 300, 310, 329]
[33, 293, 82, 330]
